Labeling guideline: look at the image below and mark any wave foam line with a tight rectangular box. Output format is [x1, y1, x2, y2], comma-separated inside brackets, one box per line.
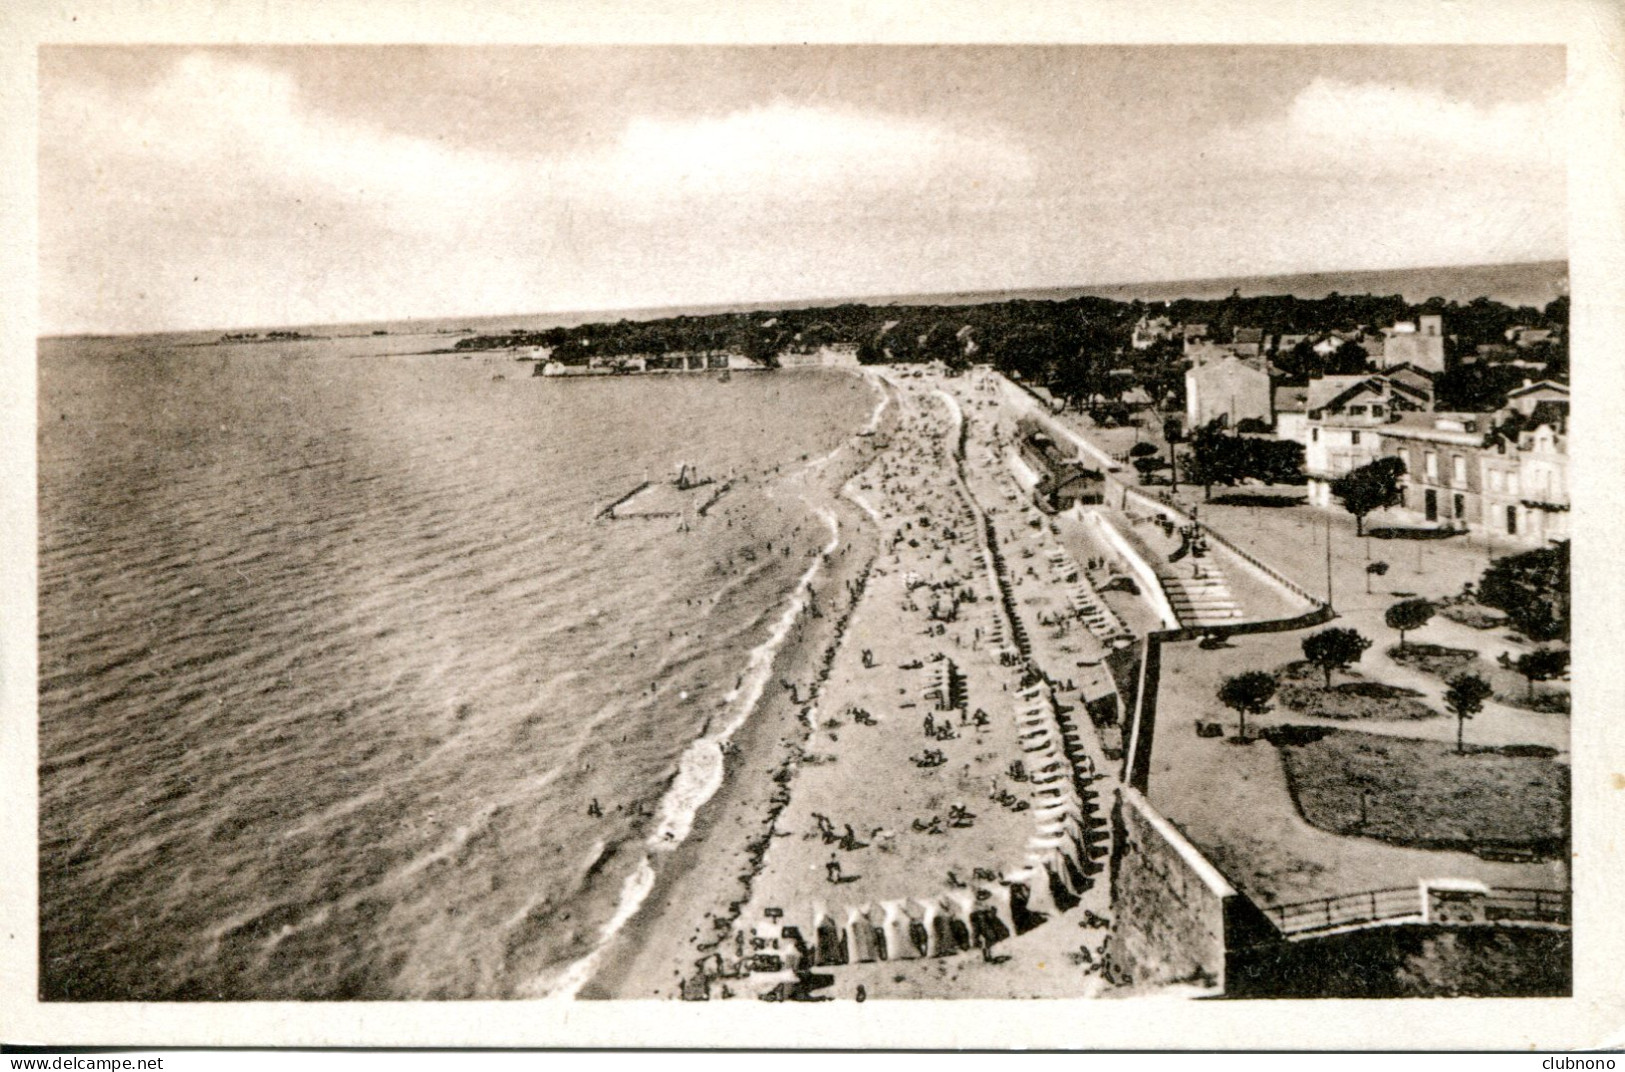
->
[537, 503, 840, 999]
[860, 372, 889, 434]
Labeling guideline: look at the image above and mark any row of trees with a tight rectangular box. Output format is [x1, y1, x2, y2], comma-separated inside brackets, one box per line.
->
[1178, 419, 1308, 496]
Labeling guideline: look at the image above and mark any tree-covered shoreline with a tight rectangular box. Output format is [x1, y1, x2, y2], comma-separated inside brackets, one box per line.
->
[457, 289, 1567, 412]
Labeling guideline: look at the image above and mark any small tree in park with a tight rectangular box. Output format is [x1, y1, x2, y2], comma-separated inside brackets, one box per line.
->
[1365, 561, 1389, 595]
[1217, 671, 1277, 743]
[1445, 673, 1494, 754]
[1513, 647, 1570, 700]
[1385, 598, 1436, 651]
[1330, 456, 1406, 536]
[1129, 441, 1159, 459]
[1301, 627, 1373, 688]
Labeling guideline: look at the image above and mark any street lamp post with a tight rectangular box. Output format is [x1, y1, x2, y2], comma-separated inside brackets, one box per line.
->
[1325, 512, 1334, 609]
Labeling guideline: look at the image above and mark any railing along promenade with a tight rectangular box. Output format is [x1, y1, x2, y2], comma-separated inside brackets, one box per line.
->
[1267, 886, 1570, 938]
[1116, 483, 1325, 609]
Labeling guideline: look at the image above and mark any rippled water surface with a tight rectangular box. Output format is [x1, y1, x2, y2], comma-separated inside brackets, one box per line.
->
[38, 335, 874, 999]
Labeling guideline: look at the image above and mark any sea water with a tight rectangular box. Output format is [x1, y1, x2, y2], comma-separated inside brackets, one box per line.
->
[37, 332, 875, 999]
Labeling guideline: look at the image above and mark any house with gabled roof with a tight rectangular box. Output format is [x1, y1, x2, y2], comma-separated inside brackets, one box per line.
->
[1302, 374, 1431, 509]
[1382, 363, 1437, 405]
[1379, 314, 1447, 373]
[1504, 379, 1569, 418]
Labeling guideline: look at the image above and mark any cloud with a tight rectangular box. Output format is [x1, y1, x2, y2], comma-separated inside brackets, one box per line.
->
[548, 102, 1035, 215]
[49, 53, 521, 235]
[1210, 77, 1564, 181]
[47, 58, 1033, 241]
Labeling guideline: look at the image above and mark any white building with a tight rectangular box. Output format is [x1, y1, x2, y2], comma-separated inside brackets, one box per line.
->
[1301, 374, 1431, 508]
[1185, 350, 1272, 429]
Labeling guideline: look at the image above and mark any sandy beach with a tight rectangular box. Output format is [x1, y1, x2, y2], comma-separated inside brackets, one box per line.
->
[587, 367, 1135, 1001]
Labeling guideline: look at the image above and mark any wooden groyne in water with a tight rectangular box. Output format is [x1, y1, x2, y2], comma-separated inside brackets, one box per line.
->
[696, 483, 733, 517]
[598, 481, 652, 520]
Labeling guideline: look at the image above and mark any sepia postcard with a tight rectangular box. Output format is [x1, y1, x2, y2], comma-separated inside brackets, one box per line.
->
[2, 0, 1623, 1053]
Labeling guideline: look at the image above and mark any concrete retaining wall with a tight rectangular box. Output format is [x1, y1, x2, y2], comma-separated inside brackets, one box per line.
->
[1089, 512, 1180, 630]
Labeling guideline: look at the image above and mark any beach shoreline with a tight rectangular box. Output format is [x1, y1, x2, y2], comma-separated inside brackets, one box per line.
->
[579, 374, 895, 1000]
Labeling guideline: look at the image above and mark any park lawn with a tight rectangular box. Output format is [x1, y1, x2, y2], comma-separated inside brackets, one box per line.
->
[1274, 660, 1438, 721]
[1387, 642, 1571, 715]
[1437, 600, 1507, 631]
[1267, 726, 1568, 857]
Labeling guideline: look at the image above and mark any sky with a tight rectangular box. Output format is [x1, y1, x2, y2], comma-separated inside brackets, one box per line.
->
[38, 46, 1567, 335]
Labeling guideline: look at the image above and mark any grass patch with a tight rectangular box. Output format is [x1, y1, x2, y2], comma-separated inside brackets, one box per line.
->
[1275, 661, 1437, 721]
[1366, 527, 1462, 542]
[1388, 643, 1571, 715]
[1439, 602, 1507, 631]
[1269, 726, 1568, 857]
[1386, 642, 1478, 677]
[1229, 925, 1570, 998]
[1520, 691, 1570, 714]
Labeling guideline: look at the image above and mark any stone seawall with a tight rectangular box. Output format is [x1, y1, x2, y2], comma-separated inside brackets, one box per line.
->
[1107, 786, 1233, 992]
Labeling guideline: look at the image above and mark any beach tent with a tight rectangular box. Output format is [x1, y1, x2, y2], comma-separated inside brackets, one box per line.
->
[886, 899, 929, 960]
[970, 903, 1012, 953]
[846, 904, 883, 963]
[976, 883, 1018, 939]
[863, 904, 891, 962]
[1007, 864, 1060, 919]
[926, 897, 969, 958]
[1044, 853, 1083, 911]
[1008, 878, 1047, 934]
[812, 902, 849, 967]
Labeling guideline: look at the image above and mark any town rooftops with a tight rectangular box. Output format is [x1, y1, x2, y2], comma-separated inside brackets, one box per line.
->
[1382, 362, 1438, 382]
[1303, 372, 1432, 418]
[1305, 374, 1377, 414]
[1187, 341, 1268, 369]
[1272, 385, 1310, 413]
[1506, 326, 1557, 346]
[1381, 411, 1493, 444]
[1505, 378, 1569, 401]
